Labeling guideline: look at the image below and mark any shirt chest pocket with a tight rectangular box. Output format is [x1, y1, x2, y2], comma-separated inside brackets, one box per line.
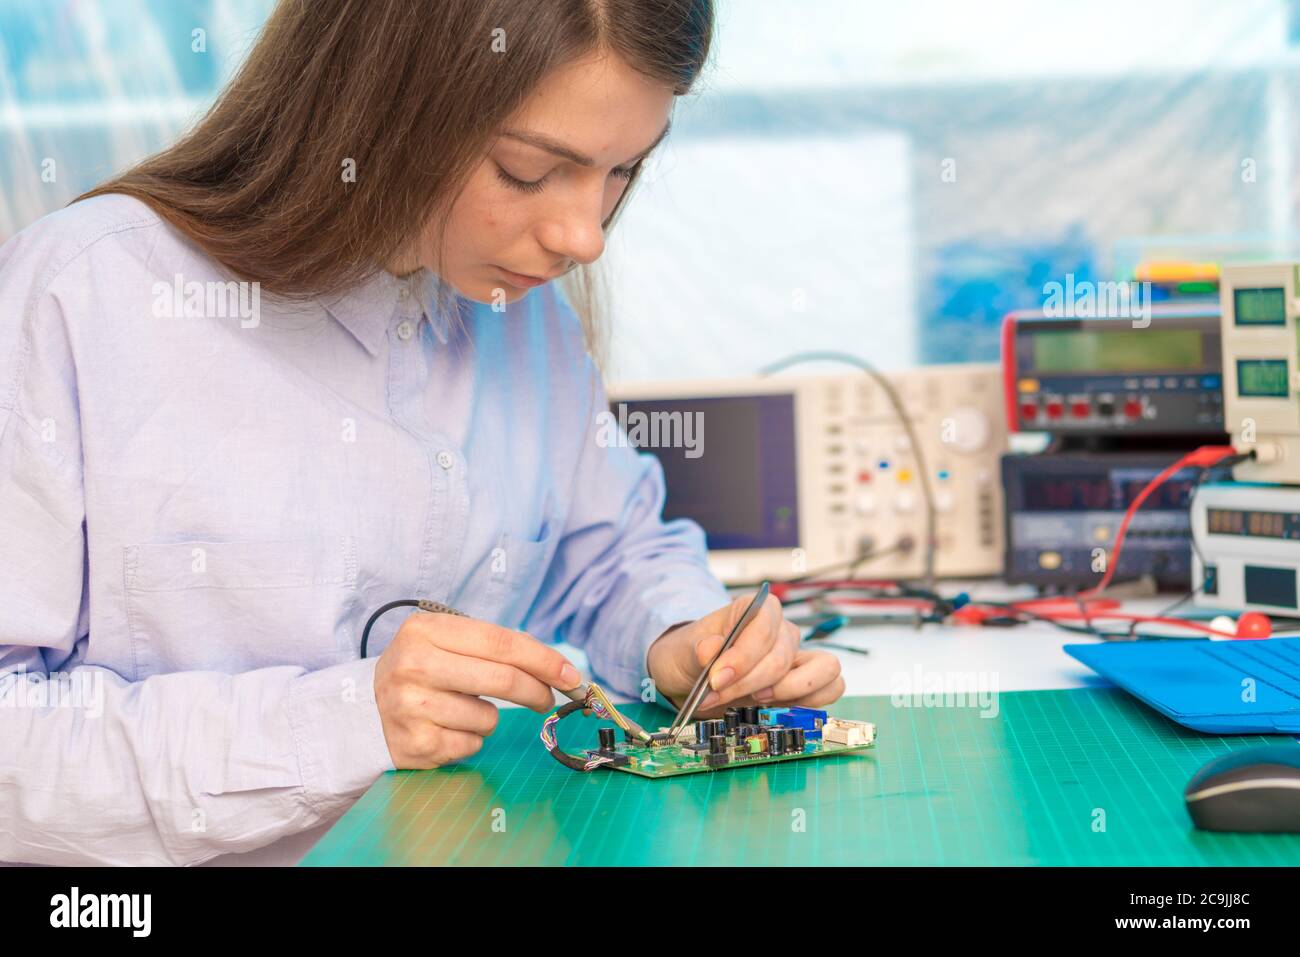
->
[467, 517, 558, 629]
[123, 536, 359, 678]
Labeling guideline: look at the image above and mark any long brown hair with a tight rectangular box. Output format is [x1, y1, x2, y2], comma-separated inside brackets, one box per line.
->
[76, 0, 713, 365]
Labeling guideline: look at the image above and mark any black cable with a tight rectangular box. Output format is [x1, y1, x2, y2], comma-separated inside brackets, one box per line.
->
[787, 541, 907, 584]
[783, 573, 1197, 643]
[806, 640, 871, 656]
[359, 600, 420, 658]
[359, 598, 471, 657]
[544, 699, 597, 771]
[786, 578, 956, 633]
[726, 542, 903, 594]
[829, 576, 1108, 640]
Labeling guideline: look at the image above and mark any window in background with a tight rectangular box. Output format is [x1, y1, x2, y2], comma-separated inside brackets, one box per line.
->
[603, 129, 915, 381]
[4, 0, 1300, 381]
[606, 0, 1300, 378]
[0, 0, 272, 234]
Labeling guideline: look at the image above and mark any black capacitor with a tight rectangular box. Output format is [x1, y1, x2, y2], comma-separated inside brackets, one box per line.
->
[598, 727, 617, 751]
[741, 705, 759, 725]
[723, 709, 740, 731]
[779, 728, 796, 753]
[790, 728, 806, 751]
[709, 734, 727, 755]
[767, 728, 784, 755]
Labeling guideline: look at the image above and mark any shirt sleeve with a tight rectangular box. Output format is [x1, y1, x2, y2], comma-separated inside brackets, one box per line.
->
[0, 257, 395, 866]
[521, 289, 731, 700]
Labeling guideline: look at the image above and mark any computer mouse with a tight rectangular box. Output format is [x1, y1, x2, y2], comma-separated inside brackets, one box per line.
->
[1184, 745, 1300, 833]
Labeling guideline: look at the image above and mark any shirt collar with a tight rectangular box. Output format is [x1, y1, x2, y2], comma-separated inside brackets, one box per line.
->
[319, 267, 455, 356]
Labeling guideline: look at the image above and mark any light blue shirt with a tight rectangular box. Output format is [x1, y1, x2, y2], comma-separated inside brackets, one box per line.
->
[0, 194, 729, 865]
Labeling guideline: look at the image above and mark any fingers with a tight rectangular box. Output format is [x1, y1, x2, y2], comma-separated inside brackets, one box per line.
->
[418, 690, 500, 737]
[786, 675, 846, 709]
[398, 725, 486, 769]
[377, 614, 567, 769]
[691, 648, 844, 717]
[707, 593, 786, 693]
[766, 650, 844, 707]
[706, 617, 801, 709]
[411, 611, 582, 696]
[693, 633, 725, 669]
[421, 646, 558, 712]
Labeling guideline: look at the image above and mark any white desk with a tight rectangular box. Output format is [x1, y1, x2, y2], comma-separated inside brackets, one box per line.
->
[798, 580, 1146, 694]
[549, 583, 1196, 706]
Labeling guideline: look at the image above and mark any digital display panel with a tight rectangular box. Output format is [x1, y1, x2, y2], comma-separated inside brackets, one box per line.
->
[1206, 507, 1300, 539]
[1019, 469, 1197, 512]
[1236, 359, 1289, 398]
[1245, 565, 1298, 608]
[1031, 329, 1203, 373]
[613, 394, 799, 551]
[1233, 287, 1287, 326]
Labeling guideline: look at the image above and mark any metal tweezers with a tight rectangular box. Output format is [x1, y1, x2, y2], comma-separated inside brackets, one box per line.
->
[666, 581, 770, 739]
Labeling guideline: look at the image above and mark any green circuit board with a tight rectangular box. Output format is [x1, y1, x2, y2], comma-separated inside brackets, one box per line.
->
[601, 735, 875, 778]
[585, 709, 877, 778]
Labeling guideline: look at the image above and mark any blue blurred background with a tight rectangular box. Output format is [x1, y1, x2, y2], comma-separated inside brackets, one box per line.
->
[4, 0, 1300, 379]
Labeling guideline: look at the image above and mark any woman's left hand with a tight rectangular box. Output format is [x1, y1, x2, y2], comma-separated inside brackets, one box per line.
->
[645, 591, 844, 718]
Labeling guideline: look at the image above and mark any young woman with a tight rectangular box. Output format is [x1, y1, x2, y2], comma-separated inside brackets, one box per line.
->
[0, 0, 843, 865]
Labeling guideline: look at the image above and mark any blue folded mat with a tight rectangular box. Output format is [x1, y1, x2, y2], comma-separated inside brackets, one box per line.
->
[1065, 637, 1300, 734]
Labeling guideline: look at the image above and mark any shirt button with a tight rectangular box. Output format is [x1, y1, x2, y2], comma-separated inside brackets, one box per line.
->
[397, 321, 414, 340]
[436, 450, 454, 470]
[398, 285, 411, 301]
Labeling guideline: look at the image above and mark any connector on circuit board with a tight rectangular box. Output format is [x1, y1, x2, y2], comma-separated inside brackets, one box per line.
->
[585, 749, 631, 767]
[822, 718, 875, 747]
[774, 706, 827, 739]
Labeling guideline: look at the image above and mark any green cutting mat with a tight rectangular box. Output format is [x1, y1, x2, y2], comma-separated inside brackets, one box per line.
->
[301, 688, 1300, 866]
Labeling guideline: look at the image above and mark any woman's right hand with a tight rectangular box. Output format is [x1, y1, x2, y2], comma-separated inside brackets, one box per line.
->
[373, 611, 583, 769]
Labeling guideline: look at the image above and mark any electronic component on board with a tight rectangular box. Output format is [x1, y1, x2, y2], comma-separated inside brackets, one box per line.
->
[539, 579, 874, 778]
[774, 706, 827, 739]
[707, 734, 729, 768]
[823, 718, 875, 747]
[570, 702, 877, 779]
